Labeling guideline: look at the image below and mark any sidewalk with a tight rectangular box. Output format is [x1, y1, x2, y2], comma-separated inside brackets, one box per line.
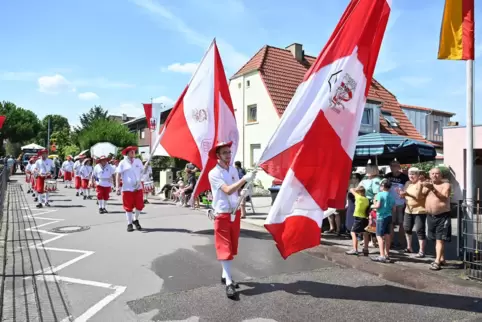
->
[243, 197, 478, 288]
[0, 182, 71, 321]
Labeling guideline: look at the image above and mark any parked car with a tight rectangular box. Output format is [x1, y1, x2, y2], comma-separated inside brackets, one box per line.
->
[267, 178, 282, 205]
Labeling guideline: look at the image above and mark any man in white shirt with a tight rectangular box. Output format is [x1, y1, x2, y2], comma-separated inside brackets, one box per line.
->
[73, 155, 85, 197]
[116, 146, 145, 232]
[141, 161, 153, 204]
[25, 157, 36, 193]
[207, 141, 256, 299]
[33, 149, 54, 208]
[92, 156, 115, 214]
[61, 155, 74, 189]
[79, 158, 93, 200]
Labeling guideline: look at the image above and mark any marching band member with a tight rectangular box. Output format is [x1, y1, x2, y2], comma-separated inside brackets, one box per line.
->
[25, 157, 36, 193]
[31, 157, 39, 201]
[92, 155, 115, 213]
[33, 149, 54, 208]
[61, 155, 74, 188]
[207, 141, 256, 299]
[79, 158, 93, 200]
[73, 155, 85, 196]
[116, 146, 144, 232]
[141, 160, 153, 204]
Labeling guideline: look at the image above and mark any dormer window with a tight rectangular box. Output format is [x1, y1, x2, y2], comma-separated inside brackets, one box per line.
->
[382, 111, 399, 128]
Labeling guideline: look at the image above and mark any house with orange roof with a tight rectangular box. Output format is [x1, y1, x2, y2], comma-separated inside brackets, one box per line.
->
[229, 43, 443, 187]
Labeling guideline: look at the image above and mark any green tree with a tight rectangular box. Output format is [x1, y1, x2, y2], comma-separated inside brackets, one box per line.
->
[63, 145, 80, 158]
[77, 119, 137, 150]
[78, 105, 109, 130]
[50, 129, 72, 158]
[37, 114, 71, 148]
[0, 101, 41, 152]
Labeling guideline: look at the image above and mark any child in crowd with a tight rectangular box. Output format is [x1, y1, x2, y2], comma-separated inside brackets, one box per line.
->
[371, 179, 395, 263]
[345, 186, 370, 256]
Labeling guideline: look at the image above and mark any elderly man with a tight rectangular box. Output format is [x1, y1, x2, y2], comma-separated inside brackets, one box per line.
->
[208, 141, 256, 299]
[424, 167, 451, 270]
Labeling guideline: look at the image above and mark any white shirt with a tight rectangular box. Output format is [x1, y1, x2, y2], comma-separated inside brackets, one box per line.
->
[25, 163, 32, 173]
[141, 165, 152, 182]
[62, 160, 74, 172]
[208, 164, 240, 215]
[73, 160, 82, 176]
[93, 164, 115, 187]
[34, 158, 53, 176]
[116, 158, 143, 192]
[79, 165, 93, 180]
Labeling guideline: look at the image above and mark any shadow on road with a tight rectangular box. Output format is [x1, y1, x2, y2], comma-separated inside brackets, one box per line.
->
[193, 229, 272, 240]
[51, 205, 85, 208]
[239, 281, 482, 313]
[142, 228, 193, 233]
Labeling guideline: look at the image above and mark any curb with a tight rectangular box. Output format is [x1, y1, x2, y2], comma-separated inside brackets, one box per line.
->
[0, 186, 9, 320]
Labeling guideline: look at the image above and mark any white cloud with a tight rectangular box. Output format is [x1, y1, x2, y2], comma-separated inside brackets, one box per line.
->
[131, 0, 248, 72]
[162, 62, 199, 74]
[37, 74, 73, 94]
[78, 92, 99, 100]
[399, 76, 432, 87]
[153, 95, 175, 105]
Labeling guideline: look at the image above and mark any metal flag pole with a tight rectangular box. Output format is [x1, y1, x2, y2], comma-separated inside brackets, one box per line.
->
[466, 59, 475, 248]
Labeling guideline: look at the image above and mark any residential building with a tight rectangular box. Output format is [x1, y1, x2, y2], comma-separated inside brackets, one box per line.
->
[401, 104, 456, 148]
[443, 125, 482, 201]
[108, 114, 136, 124]
[229, 43, 431, 188]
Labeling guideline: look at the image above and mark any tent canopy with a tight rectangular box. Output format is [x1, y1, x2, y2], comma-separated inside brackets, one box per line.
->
[21, 143, 44, 150]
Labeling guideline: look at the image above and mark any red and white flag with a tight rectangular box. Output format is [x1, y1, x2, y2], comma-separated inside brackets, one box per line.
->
[160, 40, 238, 197]
[260, 0, 392, 259]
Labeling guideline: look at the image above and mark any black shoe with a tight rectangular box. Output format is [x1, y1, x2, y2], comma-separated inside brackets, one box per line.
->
[76, 192, 79, 197]
[36, 203, 43, 208]
[127, 224, 134, 232]
[83, 196, 87, 200]
[102, 208, 108, 213]
[32, 193, 36, 197]
[44, 202, 50, 207]
[133, 220, 142, 230]
[80, 192, 83, 195]
[64, 185, 68, 188]
[221, 278, 240, 289]
[34, 198, 38, 202]
[225, 284, 236, 299]
[98, 209, 103, 214]
[144, 200, 149, 204]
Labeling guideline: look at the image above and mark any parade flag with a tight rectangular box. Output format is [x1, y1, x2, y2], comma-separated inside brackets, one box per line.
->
[0, 116, 5, 129]
[259, 0, 391, 259]
[438, 0, 474, 60]
[160, 39, 238, 197]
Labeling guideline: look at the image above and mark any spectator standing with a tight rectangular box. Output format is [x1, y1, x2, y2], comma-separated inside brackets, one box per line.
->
[385, 160, 409, 248]
[371, 179, 395, 263]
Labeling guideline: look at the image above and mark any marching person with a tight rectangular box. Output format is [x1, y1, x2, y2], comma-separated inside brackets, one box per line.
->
[80, 158, 93, 200]
[25, 157, 36, 193]
[110, 159, 118, 192]
[207, 141, 256, 299]
[141, 160, 153, 204]
[92, 155, 115, 213]
[73, 155, 85, 196]
[31, 157, 39, 201]
[61, 155, 74, 189]
[116, 146, 144, 232]
[33, 149, 54, 208]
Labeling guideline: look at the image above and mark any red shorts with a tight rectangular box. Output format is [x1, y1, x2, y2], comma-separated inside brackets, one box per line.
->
[30, 176, 35, 185]
[74, 176, 81, 189]
[122, 189, 144, 212]
[64, 171, 73, 181]
[214, 211, 241, 261]
[81, 179, 90, 189]
[36, 176, 46, 194]
[96, 185, 111, 200]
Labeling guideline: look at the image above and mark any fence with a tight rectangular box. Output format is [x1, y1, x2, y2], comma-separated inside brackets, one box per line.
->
[458, 198, 482, 281]
[0, 166, 8, 224]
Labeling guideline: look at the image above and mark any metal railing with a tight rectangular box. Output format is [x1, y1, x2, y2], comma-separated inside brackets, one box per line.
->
[0, 166, 8, 224]
[458, 200, 482, 281]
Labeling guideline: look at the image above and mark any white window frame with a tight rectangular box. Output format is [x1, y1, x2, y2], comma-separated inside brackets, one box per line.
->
[247, 104, 257, 123]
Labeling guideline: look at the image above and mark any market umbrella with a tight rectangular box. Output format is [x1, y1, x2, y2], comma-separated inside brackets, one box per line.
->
[353, 133, 436, 166]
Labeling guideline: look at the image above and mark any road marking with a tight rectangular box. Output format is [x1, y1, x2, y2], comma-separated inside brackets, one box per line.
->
[19, 200, 127, 320]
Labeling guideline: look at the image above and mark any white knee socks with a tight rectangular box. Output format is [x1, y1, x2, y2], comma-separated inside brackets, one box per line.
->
[134, 210, 140, 220]
[44, 193, 49, 203]
[221, 260, 233, 286]
[98, 200, 104, 208]
[126, 212, 133, 224]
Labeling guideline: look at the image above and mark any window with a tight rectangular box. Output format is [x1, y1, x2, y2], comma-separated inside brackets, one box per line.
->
[140, 130, 145, 139]
[361, 108, 373, 125]
[434, 121, 442, 135]
[382, 111, 399, 128]
[247, 104, 257, 123]
[250, 144, 261, 167]
[238, 82, 241, 89]
[246, 80, 251, 88]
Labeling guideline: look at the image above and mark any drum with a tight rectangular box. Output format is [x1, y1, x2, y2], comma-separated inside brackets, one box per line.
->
[46, 180, 57, 192]
[143, 181, 154, 193]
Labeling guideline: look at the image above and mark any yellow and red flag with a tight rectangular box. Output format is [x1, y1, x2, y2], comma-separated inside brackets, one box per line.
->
[438, 0, 475, 60]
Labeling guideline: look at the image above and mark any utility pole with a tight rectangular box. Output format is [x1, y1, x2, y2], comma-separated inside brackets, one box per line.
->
[47, 117, 51, 150]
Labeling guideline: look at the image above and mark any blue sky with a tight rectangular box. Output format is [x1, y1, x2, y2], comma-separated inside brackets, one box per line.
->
[1, 0, 481, 127]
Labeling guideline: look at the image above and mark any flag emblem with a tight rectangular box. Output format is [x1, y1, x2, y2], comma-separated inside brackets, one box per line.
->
[192, 108, 208, 122]
[329, 73, 357, 114]
[201, 139, 213, 152]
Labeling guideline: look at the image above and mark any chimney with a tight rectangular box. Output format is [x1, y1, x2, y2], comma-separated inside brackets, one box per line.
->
[286, 43, 304, 62]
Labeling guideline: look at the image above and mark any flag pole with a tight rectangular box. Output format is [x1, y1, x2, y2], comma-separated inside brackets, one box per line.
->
[466, 59, 475, 221]
[149, 97, 153, 159]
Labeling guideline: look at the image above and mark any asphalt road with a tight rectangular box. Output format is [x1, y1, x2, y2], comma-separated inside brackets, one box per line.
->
[2, 177, 482, 322]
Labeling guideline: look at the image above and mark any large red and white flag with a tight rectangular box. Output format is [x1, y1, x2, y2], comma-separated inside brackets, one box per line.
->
[160, 40, 238, 196]
[260, 0, 392, 259]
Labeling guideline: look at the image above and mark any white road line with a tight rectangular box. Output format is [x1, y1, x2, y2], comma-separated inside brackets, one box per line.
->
[20, 195, 127, 320]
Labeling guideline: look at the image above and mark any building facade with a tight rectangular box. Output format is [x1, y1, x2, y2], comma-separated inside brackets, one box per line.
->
[229, 43, 432, 188]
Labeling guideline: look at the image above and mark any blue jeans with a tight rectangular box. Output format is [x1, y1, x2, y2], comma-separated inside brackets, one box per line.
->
[376, 216, 392, 236]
